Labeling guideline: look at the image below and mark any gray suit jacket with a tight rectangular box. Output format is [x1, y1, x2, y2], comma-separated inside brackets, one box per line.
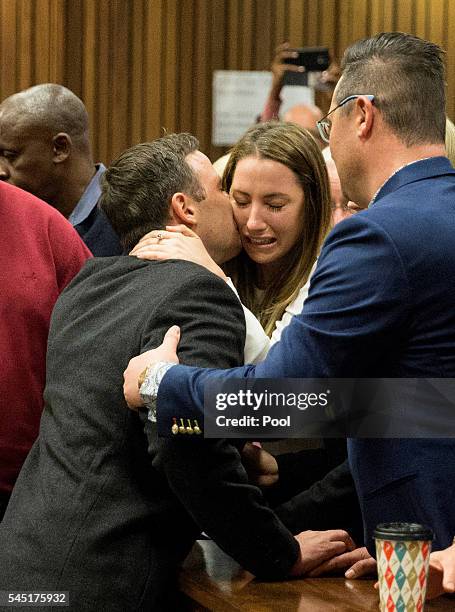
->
[0, 257, 298, 611]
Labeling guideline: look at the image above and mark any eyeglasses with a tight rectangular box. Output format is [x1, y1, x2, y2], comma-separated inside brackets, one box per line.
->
[316, 95, 375, 143]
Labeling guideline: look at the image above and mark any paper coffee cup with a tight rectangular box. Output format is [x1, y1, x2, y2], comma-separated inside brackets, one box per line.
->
[374, 522, 433, 611]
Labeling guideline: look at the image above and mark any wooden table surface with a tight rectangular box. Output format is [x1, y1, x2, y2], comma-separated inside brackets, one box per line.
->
[180, 540, 455, 611]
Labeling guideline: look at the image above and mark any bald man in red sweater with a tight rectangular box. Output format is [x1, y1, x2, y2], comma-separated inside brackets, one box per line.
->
[0, 181, 91, 518]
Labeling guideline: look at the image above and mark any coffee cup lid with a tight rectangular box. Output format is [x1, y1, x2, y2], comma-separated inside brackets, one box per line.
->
[373, 522, 433, 541]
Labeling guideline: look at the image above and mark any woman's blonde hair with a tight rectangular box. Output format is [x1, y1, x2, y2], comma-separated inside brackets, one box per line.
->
[446, 117, 455, 166]
[223, 121, 331, 337]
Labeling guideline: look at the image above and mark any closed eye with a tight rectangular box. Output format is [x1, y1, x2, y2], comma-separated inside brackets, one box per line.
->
[232, 198, 249, 207]
[0, 150, 17, 161]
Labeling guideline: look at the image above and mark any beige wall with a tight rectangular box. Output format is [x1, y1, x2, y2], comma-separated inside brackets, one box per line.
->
[0, 0, 454, 164]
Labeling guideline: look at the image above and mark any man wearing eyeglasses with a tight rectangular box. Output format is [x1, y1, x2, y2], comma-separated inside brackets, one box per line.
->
[124, 31, 455, 578]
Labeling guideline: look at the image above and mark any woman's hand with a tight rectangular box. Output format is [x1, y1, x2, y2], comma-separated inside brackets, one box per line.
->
[241, 442, 279, 487]
[426, 542, 455, 599]
[130, 225, 226, 279]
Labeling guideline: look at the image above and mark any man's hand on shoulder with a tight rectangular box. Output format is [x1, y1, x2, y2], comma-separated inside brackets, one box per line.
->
[123, 325, 181, 409]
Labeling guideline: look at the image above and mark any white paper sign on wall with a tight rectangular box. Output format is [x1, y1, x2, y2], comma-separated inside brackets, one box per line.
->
[212, 70, 314, 146]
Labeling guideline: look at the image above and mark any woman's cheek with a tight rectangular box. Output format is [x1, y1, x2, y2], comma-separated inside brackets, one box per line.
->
[232, 206, 247, 228]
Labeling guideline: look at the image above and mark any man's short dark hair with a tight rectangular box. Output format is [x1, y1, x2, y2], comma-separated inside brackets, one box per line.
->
[99, 133, 205, 250]
[337, 32, 446, 146]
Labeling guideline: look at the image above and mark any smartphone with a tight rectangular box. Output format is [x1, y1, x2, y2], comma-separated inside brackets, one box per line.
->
[283, 47, 330, 86]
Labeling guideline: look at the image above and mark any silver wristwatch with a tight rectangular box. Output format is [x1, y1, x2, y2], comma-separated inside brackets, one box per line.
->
[139, 361, 175, 422]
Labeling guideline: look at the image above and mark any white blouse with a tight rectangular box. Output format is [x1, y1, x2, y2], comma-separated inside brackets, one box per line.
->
[225, 263, 315, 363]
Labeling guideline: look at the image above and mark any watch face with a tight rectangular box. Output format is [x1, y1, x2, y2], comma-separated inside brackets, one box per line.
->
[139, 362, 171, 406]
[147, 402, 158, 423]
[138, 362, 176, 426]
[138, 366, 149, 389]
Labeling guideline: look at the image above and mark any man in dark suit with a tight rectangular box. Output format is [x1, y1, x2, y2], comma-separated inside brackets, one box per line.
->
[0, 84, 122, 255]
[124, 33, 455, 569]
[0, 134, 354, 611]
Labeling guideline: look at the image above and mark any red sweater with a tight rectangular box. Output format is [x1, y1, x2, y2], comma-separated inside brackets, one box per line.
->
[0, 182, 91, 494]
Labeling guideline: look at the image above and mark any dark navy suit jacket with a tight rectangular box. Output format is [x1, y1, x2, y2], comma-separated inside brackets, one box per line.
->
[157, 157, 455, 553]
[70, 163, 123, 257]
[74, 205, 123, 256]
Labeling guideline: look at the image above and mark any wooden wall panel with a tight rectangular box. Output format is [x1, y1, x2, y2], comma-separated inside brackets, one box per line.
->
[304, 0, 319, 45]
[369, 0, 385, 35]
[162, 0, 177, 133]
[81, 0, 97, 134]
[226, 0, 240, 68]
[428, 0, 445, 49]
[0, 0, 18, 95]
[95, 0, 113, 162]
[178, 0, 195, 133]
[272, 0, 288, 52]
[395, 0, 414, 34]
[64, 0, 83, 96]
[0, 0, 453, 164]
[415, 0, 428, 39]
[193, 0, 211, 149]
[17, 0, 33, 89]
[254, 0, 273, 69]
[337, 0, 353, 60]
[239, 0, 254, 69]
[34, 0, 51, 84]
[320, 0, 337, 58]
[350, 0, 369, 45]
[144, 0, 163, 143]
[382, 0, 397, 31]
[48, 0, 64, 83]
[130, 0, 145, 144]
[288, 0, 305, 48]
[111, 1, 130, 157]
